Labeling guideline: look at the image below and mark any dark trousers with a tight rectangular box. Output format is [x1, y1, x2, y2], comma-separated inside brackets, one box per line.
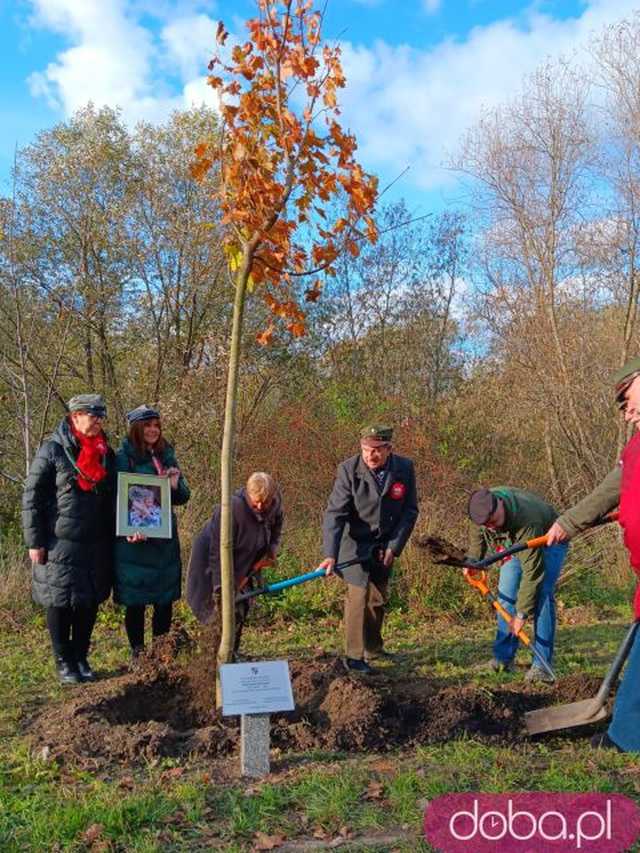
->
[46, 605, 98, 661]
[124, 602, 173, 649]
[344, 572, 390, 660]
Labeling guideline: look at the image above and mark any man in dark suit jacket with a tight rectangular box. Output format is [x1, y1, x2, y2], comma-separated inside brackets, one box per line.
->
[319, 425, 419, 673]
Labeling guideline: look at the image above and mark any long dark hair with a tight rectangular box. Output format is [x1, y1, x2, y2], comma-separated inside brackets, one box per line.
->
[128, 418, 167, 457]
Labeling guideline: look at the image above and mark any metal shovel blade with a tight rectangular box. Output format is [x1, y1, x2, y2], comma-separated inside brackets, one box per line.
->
[524, 621, 640, 736]
[525, 698, 609, 735]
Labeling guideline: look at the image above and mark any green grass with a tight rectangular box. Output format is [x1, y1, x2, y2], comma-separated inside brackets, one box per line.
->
[2, 601, 640, 850]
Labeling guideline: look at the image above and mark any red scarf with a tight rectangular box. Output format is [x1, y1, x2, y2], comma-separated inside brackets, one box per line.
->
[618, 431, 640, 616]
[71, 423, 108, 492]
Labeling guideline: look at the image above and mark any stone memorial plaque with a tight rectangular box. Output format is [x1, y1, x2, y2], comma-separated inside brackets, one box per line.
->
[219, 660, 294, 716]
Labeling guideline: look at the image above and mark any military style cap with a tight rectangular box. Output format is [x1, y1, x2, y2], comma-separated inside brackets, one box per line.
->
[468, 488, 498, 525]
[612, 357, 640, 409]
[68, 393, 107, 418]
[126, 404, 161, 425]
[360, 424, 393, 444]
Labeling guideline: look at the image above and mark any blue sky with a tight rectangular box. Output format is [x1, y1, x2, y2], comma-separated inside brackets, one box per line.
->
[1, 0, 638, 213]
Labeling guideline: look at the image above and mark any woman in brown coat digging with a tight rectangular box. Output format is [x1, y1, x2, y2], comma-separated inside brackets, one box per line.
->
[186, 472, 283, 657]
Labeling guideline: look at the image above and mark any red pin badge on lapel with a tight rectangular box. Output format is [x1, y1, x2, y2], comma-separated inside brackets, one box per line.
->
[390, 481, 406, 500]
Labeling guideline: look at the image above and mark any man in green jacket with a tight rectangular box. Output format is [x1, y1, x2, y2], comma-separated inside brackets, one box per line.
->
[467, 487, 569, 682]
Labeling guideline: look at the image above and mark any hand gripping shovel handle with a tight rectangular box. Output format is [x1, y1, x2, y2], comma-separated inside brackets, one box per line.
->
[235, 556, 362, 602]
[459, 513, 619, 679]
[473, 511, 619, 571]
[474, 535, 549, 569]
[465, 569, 557, 681]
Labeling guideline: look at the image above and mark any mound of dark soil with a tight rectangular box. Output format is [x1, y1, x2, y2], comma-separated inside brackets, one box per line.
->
[28, 633, 604, 770]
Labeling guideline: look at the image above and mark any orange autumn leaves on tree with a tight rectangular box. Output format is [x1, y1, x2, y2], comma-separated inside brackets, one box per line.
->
[190, 0, 378, 341]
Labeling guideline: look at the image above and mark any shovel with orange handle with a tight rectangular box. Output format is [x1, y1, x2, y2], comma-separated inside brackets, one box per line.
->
[237, 555, 277, 596]
[462, 512, 619, 572]
[459, 511, 620, 681]
[463, 566, 557, 681]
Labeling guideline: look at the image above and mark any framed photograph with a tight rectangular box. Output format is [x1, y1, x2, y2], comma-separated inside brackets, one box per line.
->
[116, 472, 172, 539]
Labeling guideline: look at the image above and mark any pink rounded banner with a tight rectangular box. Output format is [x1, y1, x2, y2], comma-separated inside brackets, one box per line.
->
[424, 792, 640, 853]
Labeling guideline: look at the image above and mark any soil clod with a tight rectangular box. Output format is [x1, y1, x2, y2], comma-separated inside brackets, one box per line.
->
[414, 534, 468, 566]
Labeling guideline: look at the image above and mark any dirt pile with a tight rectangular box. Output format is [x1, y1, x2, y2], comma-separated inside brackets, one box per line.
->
[28, 637, 604, 770]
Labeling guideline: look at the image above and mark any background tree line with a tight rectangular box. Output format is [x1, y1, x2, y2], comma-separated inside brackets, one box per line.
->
[3, 14, 640, 618]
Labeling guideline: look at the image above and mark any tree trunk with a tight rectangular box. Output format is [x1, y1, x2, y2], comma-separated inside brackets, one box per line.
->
[216, 253, 251, 706]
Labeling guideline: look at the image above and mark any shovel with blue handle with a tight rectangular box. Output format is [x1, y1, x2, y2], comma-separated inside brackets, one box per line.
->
[235, 555, 364, 603]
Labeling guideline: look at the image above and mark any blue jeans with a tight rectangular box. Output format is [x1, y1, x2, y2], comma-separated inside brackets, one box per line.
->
[608, 624, 640, 751]
[493, 543, 568, 667]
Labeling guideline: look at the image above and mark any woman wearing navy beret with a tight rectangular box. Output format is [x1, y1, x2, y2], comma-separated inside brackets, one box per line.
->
[114, 406, 190, 657]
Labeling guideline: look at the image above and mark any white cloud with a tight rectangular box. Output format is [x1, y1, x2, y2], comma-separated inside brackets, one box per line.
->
[338, 0, 640, 190]
[27, 0, 178, 122]
[23, 0, 640, 196]
[26, 0, 222, 125]
[182, 76, 221, 111]
[161, 13, 217, 80]
[423, 0, 441, 14]
[132, 0, 216, 20]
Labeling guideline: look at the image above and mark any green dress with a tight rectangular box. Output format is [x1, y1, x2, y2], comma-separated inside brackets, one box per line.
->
[114, 438, 190, 606]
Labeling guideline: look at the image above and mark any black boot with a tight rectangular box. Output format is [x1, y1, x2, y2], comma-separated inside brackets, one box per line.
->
[54, 652, 82, 685]
[76, 657, 96, 681]
[343, 657, 374, 675]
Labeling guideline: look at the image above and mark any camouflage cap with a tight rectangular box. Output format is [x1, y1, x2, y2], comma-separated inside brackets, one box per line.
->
[68, 393, 107, 417]
[612, 357, 640, 408]
[360, 424, 393, 444]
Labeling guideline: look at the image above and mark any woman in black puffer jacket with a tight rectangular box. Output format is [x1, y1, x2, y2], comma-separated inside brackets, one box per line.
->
[22, 394, 116, 685]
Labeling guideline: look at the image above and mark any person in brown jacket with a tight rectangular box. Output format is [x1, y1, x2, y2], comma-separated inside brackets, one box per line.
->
[186, 472, 283, 657]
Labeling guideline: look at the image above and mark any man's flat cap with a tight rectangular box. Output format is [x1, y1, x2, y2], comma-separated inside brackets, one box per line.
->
[612, 357, 640, 387]
[68, 394, 107, 418]
[612, 357, 640, 408]
[611, 356, 640, 409]
[126, 405, 161, 424]
[360, 424, 393, 443]
[468, 488, 498, 525]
